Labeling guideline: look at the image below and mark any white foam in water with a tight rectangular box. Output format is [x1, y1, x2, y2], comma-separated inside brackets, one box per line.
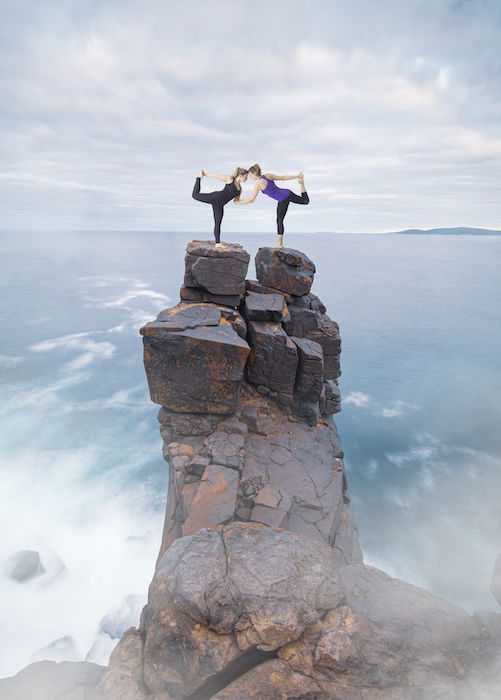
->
[0, 445, 163, 676]
[0, 253, 171, 678]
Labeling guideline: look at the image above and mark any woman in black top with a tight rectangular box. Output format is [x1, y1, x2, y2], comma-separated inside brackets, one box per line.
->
[192, 168, 248, 245]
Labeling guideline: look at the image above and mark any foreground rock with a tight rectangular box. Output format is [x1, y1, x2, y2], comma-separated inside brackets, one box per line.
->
[103, 524, 499, 700]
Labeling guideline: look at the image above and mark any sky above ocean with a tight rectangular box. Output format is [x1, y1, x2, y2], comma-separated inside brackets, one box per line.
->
[1, 0, 500, 232]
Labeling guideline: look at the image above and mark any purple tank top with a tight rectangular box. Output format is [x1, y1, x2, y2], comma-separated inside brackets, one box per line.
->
[261, 176, 291, 202]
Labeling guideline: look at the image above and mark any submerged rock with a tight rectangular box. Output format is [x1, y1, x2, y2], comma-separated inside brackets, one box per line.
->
[31, 635, 80, 664]
[3, 550, 45, 582]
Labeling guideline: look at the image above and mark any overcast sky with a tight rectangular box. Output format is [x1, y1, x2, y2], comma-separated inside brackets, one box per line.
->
[1, 0, 500, 232]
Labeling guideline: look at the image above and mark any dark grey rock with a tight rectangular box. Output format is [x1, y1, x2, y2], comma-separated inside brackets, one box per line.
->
[246, 321, 298, 401]
[291, 336, 324, 402]
[284, 305, 319, 336]
[306, 315, 341, 379]
[322, 379, 341, 415]
[245, 279, 295, 304]
[255, 247, 315, 296]
[217, 306, 247, 339]
[155, 302, 220, 330]
[244, 292, 285, 323]
[184, 241, 250, 296]
[250, 504, 289, 528]
[180, 285, 242, 308]
[277, 564, 485, 697]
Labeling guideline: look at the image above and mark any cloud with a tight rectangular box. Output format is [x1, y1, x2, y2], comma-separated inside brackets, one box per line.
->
[0, 355, 24, 367]
[0, 0, 500, 231]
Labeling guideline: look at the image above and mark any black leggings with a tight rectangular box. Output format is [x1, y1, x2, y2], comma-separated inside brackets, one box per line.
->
[276, 191, 310, 235]
[192, 178, 226, 243]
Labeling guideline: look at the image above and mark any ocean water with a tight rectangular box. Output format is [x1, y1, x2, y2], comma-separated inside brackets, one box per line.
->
[0, 229, 500, 676]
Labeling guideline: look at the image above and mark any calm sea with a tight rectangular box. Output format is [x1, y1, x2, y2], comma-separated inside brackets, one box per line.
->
[1, 230, 500, 676]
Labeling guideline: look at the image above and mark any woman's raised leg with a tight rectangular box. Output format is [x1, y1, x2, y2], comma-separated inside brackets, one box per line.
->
[192, 178, 215, 203]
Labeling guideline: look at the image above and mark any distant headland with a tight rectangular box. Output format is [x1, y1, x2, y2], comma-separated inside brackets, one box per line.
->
[318, 227, 501, 235]
[396, 227, 501, 236]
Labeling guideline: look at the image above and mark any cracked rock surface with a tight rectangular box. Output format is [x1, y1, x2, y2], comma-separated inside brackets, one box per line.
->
[155, 383, 361, 562]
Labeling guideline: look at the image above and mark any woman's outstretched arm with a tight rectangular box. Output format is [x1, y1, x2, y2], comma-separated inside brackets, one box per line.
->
[204, 171, 233, 183]
[235, 181, 262, 205]
[265, 172, 301, 181]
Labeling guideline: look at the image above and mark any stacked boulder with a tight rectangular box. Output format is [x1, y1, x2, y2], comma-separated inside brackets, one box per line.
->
[140, 241, 341, 426]
[245, 246, 341, 425]
[180, 240, 249, 307]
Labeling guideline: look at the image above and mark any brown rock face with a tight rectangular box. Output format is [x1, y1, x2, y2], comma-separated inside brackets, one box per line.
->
[140, 303, 250, 414]
[182, 464, 239, 536]
[155, 385, 360, 560]
[255, 247, 315, 296]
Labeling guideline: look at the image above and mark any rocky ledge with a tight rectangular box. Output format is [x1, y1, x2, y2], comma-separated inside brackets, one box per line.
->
[4, 240, 501, 700]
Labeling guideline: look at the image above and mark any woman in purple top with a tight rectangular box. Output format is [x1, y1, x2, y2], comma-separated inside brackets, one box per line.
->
[235, 164, 309, 248]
